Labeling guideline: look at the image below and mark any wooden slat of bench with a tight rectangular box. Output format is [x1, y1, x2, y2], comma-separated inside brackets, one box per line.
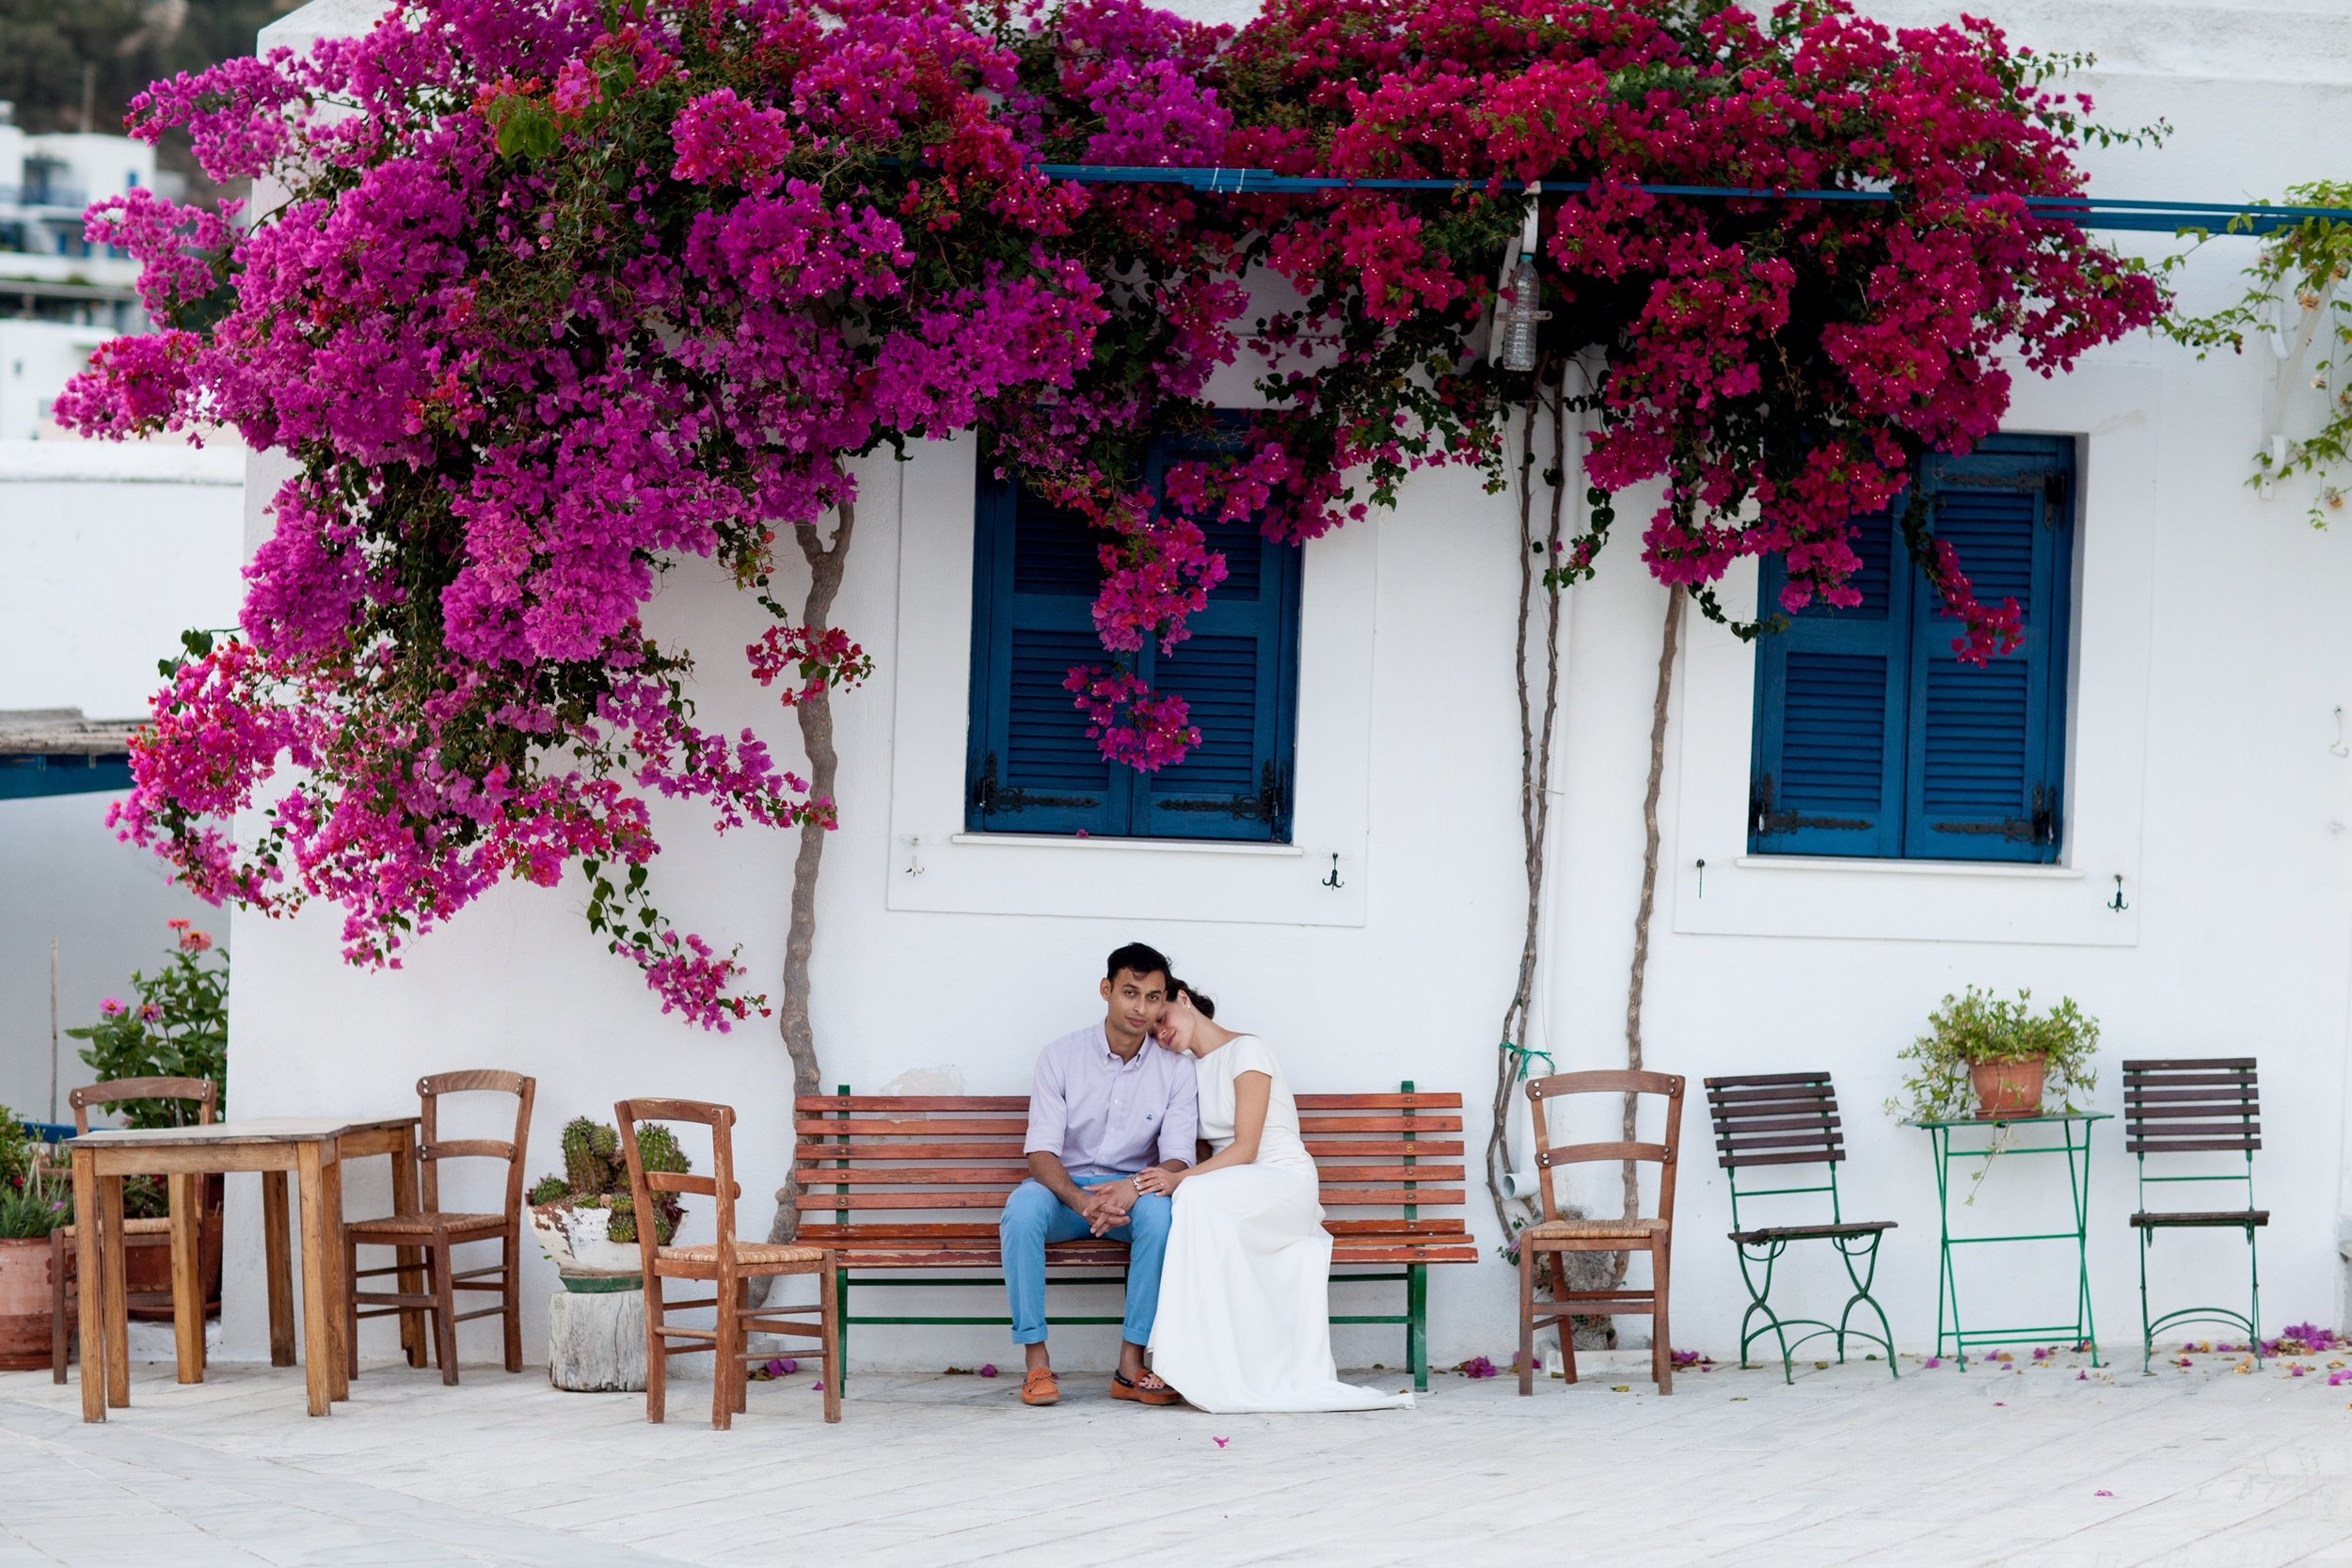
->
[803, 1163, 1468, 1186]
[795, 1096, 1031, 1112]
[1295, 1116, 1465, 1132]
[808, 1193, 1025, 1210]
[793, 1143, 1027, 1163]
[793, 1117, 1030, 1137]
[1306, 1138, 1466, 1157]
[810, 1185, 1468, 1209]
[1305, 1186, 1468, 1205]
[814, 1166, 1025, 1183]
[790, 1138, 1470, 1163]
[793, 1092, 1464, 1113]
[799, 1217, 1469, 1242]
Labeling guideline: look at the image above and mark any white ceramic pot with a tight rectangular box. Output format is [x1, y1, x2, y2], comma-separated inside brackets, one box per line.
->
[527, 1202, 643, 1277]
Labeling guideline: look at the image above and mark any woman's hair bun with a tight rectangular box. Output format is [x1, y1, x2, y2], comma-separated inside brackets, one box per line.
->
[1169, 977, 1216, 1020]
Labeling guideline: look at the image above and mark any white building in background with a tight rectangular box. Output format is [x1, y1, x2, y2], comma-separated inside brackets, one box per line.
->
[0, 101, 156, 440]
[0, 441, 244, 1122]
[213, 0, 2352, 1377]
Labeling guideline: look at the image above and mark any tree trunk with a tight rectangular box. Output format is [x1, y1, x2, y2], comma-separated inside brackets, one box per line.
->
[1486, 369, 1566, 1239]
[1613, 588, 1681, 1285]
[765, 498, 855, 1251]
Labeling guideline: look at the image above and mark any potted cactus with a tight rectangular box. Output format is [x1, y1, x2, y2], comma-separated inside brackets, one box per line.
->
[526, 1117, 691, 1290]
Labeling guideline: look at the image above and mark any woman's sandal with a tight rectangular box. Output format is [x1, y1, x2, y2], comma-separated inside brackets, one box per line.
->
[1110, 1370, 1181, 1406]
[1021, 1367, 1060, 1406]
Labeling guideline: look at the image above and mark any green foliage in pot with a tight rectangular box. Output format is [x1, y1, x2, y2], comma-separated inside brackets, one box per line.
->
[61, 922, 230, 1220]
[527, 1117, 690, 1244]
[1890, 987, 2101, 1122]
[0, 1108, 70, 1239]
[63, 921, 229, 1128]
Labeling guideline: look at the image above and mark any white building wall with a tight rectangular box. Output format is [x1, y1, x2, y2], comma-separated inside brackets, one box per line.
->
[216, 0, 2352, 1373]
[0, 441, 245, 1120]
[0, 323, 111, 441]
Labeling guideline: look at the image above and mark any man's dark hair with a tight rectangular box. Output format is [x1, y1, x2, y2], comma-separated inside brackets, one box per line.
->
[1105, 941, 1172, 985]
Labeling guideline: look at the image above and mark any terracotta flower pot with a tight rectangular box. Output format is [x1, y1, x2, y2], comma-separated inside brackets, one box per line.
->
[0, 1236, 56, 1370]
[1970, 1055, 2047, 1118]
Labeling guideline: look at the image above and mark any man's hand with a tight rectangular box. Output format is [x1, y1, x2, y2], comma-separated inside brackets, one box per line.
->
[1080, 1178, 1138, 1236]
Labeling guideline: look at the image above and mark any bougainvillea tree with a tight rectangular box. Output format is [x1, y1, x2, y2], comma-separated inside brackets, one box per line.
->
[71, 0, 2162, 1230]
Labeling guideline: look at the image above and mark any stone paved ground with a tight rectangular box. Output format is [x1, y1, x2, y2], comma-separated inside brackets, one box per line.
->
[2, 1346, 2349, 1568]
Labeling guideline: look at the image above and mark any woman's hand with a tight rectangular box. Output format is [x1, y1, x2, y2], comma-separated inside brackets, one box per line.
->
[1133, 1165, 1182, 1196]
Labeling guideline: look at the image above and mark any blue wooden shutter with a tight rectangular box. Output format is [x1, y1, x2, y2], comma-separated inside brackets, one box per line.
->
[1135, 507, 1301, 842]
[965, 476, 1125, 835]
[1902, 436, 2073, 863]
[1749, 505, 1911, 857]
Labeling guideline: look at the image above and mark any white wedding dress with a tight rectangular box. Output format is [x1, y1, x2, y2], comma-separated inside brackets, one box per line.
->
[1148, 1035, 1414, 1413]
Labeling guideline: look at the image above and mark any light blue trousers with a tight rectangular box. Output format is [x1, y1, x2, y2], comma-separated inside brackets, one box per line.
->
[999, 1174, 1173, 1346]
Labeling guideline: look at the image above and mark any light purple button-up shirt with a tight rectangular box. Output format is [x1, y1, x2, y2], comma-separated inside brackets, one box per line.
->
[1024, 1022, 1200, 1180]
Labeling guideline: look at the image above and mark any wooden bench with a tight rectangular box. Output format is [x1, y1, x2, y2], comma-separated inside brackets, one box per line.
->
[793, 1082, 1474, 1389]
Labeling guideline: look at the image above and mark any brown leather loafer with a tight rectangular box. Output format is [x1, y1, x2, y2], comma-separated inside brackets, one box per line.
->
[1021, 1367, 1060, 1406]
[1110, 1370, 1180, 1406]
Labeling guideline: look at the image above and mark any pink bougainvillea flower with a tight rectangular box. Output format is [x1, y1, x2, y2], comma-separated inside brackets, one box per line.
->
[59, 0, 2162, 1026]
[977, 1363, 997, 1378]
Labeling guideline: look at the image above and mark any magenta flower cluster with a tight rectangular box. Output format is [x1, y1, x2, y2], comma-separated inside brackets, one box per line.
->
[64, 0, 2160, 1023]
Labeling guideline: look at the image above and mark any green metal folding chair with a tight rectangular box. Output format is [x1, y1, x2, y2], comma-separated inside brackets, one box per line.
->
[1704, 1072, 1897, 1383]
[2124, 1058, 2266, 1373]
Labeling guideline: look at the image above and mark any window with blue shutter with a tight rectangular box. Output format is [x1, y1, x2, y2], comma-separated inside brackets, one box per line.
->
[966, 430, 1302, 842]
[1749, 435, 2074, 863]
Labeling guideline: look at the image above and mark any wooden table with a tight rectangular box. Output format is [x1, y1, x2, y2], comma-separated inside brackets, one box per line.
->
[67, 1117, 421, 1420]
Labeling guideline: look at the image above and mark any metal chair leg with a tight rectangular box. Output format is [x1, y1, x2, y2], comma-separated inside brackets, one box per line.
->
[1835, 1234, 1898, 1379]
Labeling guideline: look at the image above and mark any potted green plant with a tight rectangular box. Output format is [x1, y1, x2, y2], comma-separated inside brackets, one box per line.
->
[0, 1110, 72, 1370]
[1893, 987, 2100, 1121]
[61, 920, 230, 1313]
[525, 1118, 691, 1289]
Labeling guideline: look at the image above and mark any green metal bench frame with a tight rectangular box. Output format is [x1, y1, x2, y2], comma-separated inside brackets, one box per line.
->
[1704, 1072, 1897, 1383]
[2124, 1057, 2266, 1374]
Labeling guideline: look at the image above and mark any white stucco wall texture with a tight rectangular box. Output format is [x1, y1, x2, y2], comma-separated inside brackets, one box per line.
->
[216, 0, 2352, 1374]
[0, 440, 244, 1120]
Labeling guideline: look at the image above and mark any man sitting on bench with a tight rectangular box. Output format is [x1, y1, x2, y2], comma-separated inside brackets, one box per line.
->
[1001, 942, 1200, 1408]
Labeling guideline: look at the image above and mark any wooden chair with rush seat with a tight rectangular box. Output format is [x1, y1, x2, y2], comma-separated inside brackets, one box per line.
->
[615, 1099, 841, 1428]
[1516, 1069, 1685, 1396]
[342, 1069, 535, 1384]
[50, 1077, 217, 1383]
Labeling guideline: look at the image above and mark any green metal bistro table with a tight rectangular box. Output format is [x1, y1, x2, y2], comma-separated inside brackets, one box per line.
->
[1907, 1111, 2109, 1368]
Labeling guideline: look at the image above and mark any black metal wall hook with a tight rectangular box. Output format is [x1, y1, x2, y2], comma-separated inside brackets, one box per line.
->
[1322, 853, 1344, 890]
[2108, 874, 2128, 912]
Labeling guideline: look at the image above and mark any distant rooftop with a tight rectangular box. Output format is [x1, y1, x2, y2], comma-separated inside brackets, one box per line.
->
[0, 708, 142, 757]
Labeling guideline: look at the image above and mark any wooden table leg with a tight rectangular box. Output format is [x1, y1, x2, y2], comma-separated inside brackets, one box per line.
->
[167, 1174, 204, 1384]
[294, 1144, 334, 1418]
[389, 1134, 426, 1369]
[321, 1151, 349, 1402]
[72, 1151, 104, 1423]
[262, 1170, 294, 1367]
[100, 1176, 130, 1409]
